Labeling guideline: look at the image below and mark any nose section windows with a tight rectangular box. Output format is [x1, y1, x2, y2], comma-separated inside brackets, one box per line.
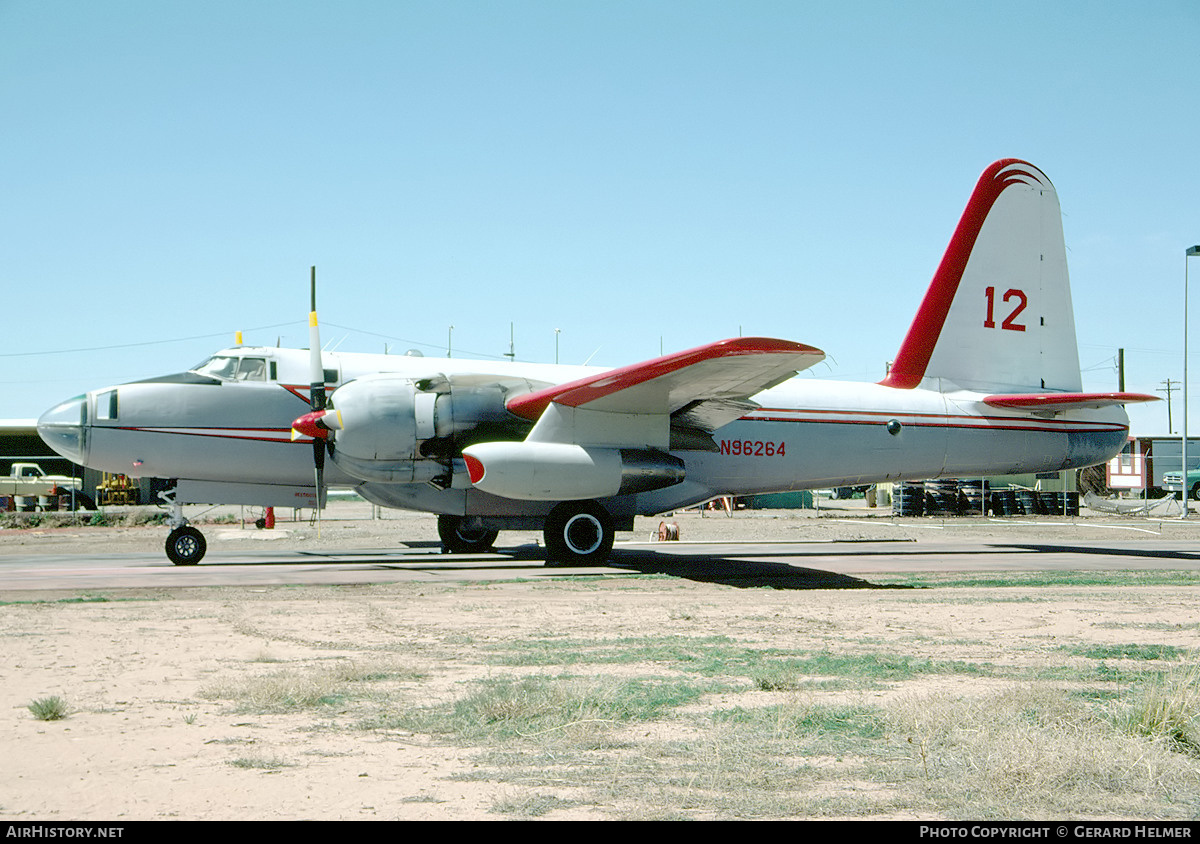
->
[96, 389, 118, 421]
[37, 395, 88, 465]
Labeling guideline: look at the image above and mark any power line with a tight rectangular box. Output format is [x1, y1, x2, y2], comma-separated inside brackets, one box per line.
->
[1159, 378, 1180, 433]
[1, 321, 301, 358]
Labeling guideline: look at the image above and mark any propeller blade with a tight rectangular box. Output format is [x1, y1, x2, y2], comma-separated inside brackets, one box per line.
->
[313, 437, 325, 509]
[307, 265, 327, 515]
[309, 265, 326, 413]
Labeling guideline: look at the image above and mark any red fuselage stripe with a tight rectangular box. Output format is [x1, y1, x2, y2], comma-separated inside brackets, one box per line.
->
[107, 409, 1126, 446]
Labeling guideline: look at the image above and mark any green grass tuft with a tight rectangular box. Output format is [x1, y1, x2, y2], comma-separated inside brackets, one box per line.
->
[1113, 662, 1200, 755]
[27, 696, 68, 721]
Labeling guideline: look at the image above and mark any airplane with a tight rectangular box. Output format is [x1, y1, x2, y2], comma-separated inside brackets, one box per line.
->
[37, 159, 1156, 566]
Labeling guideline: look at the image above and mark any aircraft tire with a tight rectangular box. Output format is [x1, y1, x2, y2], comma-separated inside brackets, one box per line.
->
[542, 500, 614, 567]
[165, 526, 206, 566]
[437, 515, 499, 554]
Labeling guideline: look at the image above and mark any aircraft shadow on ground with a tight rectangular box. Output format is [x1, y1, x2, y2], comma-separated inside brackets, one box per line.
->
[225, 539, 1200, 588]
[281, 543, 906, 589]
[488, 543, 914, 589]
[995, 543, 1200, 561]
[605, 548, 909, 590]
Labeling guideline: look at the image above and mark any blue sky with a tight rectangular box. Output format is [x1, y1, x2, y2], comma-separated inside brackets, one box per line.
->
[2, 0, 1198, 438]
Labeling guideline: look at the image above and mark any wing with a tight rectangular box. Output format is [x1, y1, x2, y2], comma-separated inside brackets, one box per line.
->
[461, 337, 823, 501]
[507, 337, 824, 448]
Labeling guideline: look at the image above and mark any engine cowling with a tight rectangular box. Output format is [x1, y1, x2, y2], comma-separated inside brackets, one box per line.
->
[461, 441, 685, 501]
[327, 374, 518, 484]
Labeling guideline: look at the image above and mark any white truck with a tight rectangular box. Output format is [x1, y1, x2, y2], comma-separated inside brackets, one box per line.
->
[0, 463, 94, 510]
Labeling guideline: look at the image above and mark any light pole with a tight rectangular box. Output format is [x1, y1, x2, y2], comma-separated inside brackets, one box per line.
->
[554, 328, 560, 365]
[1183, 246, 1200, 517]
[447, 325, 454, 359]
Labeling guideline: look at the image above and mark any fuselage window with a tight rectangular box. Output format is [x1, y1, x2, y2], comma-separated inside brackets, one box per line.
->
[96, 389, 118, 421]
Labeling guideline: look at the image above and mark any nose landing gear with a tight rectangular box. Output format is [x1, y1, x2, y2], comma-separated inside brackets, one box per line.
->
[160, 488, 207, 565]
[165, 525, 207, 566]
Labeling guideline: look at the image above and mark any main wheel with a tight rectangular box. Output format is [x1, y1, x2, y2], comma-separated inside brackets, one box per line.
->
[438, 515, 499, 554]
[543, 501, 614, 566]
[165, 526, 206, 566]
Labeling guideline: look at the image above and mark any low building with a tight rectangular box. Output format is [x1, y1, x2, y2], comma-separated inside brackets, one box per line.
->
[1106, 435, 1198, 495]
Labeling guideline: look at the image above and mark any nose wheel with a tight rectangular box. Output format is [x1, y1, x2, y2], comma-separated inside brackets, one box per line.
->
[543, 500, 614, 566]
[165, 525, 207, 566]
[159, 488, 207, 565]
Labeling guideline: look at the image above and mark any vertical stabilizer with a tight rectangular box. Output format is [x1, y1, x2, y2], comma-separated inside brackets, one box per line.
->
[880, 160, 1082, 393]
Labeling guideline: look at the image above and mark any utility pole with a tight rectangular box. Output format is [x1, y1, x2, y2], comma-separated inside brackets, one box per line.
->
[1118, 348, 1125, 392]
[1159, 378, 1180, 433]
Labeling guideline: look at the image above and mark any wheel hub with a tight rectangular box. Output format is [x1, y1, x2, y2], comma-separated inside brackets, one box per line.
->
[562, 513, 603, 555]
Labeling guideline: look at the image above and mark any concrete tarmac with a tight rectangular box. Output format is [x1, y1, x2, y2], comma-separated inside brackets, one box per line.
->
[3, 534, 1200, 592]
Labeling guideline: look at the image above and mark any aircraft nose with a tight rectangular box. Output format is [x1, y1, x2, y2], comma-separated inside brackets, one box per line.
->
[37, 395, 88, 465]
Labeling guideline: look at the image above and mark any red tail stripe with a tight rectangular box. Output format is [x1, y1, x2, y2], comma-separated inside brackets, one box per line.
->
[879, 159, 1047, 390]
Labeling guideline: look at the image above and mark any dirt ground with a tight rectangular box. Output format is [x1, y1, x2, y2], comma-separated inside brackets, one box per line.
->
[3, 502, 1200, 820]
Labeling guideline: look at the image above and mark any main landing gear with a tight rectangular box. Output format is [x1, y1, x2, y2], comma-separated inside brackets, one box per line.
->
[437, 501, 618, 567]
[542, 500, 614, 567]
[437, 515, 499, 554]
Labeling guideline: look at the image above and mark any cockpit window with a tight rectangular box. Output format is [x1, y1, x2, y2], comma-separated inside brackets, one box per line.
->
[191, 356, 240, 380]
[190, 356, 271, 382]
[236, 357, 267, 381]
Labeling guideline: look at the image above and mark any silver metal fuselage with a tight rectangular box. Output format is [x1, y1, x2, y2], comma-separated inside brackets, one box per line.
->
[38, 345, 1129, 519]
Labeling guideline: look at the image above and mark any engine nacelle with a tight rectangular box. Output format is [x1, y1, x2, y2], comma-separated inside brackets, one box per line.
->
[328, 374, 515, 484]
[461, 441, 685, 501]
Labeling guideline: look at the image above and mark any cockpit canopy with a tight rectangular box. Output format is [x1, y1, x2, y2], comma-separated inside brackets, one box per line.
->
[190, 355, 272, 382]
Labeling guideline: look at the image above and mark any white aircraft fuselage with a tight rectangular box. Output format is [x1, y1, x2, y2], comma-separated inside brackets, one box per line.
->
[37, 160, 1153, 565]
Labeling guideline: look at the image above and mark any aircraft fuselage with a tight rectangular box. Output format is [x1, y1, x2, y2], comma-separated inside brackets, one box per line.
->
[38, 345, 1128, 521]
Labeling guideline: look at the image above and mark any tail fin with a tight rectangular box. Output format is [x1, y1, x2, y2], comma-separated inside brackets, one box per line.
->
[880, 159, 1081, 394]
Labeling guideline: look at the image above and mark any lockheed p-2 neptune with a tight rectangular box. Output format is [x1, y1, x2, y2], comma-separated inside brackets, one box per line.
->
[37, 160, 1155, 565]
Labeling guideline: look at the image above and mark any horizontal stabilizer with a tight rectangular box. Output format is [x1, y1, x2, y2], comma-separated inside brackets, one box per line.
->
[983, 392, 1158, 412]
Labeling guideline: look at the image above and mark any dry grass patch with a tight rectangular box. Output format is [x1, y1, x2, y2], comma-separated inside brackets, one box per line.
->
[887, 685, 1200, 818]
[199, 660, 419, 713]
[1114, 660, 1200, 756]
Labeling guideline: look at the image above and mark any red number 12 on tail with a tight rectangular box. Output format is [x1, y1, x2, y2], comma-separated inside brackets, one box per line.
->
[983, 286, 1027, 332]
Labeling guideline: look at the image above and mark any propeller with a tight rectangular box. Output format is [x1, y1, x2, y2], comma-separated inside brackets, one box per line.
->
[291, 266, 333, 519]
[308, 265, 326, 510]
